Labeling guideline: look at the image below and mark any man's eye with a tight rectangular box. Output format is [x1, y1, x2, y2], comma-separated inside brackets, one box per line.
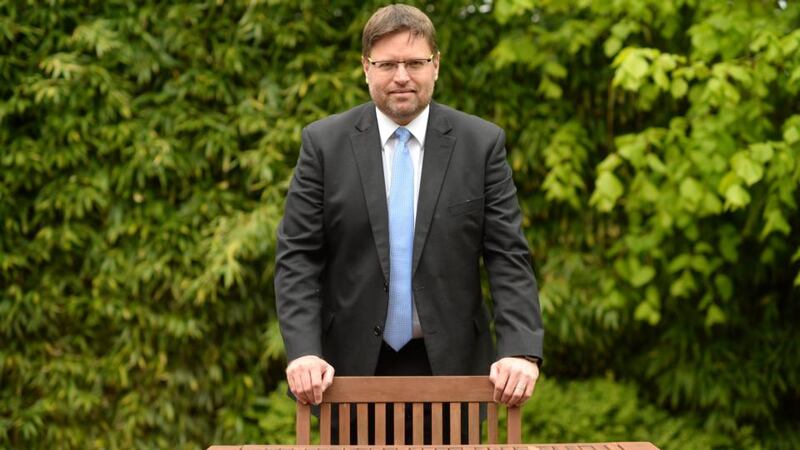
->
[407, 60, 425, 69]
[377, 62, 396, 70]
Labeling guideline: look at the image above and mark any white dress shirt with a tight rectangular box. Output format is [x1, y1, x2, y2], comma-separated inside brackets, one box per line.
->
[375, 105, 430, 339]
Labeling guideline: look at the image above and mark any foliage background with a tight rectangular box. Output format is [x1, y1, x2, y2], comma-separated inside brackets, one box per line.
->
[1, 0, 799, 449]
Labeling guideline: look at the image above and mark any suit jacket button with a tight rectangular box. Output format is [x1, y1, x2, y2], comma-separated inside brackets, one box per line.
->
[383, 283, 388, 292]
[373, 326, 382, 336]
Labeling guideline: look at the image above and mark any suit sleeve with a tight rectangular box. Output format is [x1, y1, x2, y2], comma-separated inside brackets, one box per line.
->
[275, 127, 326, 361]
[482, 128, 544, 361]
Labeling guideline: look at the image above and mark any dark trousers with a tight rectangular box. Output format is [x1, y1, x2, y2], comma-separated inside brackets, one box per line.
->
[330, 339, 466, 445]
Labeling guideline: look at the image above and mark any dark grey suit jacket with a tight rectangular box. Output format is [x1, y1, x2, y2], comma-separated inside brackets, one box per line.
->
[275, 101, 543, 376]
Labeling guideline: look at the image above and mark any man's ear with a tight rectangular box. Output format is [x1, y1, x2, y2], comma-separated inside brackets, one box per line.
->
[362, 57, 370, 83]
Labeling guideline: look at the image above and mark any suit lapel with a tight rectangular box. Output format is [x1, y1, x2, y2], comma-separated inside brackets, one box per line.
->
[412, 102, 455, 276]
[350, 104, 390, 282]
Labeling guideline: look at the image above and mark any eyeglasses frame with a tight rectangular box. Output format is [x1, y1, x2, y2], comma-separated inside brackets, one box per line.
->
[366, 54, 436, 73]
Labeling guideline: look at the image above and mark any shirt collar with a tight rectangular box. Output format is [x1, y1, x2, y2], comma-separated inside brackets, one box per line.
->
[376, 104, 430, 149]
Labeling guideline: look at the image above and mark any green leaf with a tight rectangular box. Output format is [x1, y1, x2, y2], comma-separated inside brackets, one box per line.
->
[783, 126, 799, 144]
[612, 48, 652, 91]
[634, 287, 661, 325]
[723, 184, 751, 209]
[493, 0, 536, 24]
[789, 66, 800, 92]
[668, 254, 691, 273]
[717, 172, 741, 195]
[604, 37, 623, 57]
[690, 254, 712, 275]
[704, 304, 726, 328]
[653, 69, 670, 90]
[749, 143, 774, 163]
[761, 207, 791, 239]
[617, 134, 646, 166]
[670, 270, 697, 298]
[730, 152, 763, 186]
[679, 177, 703, 207]
[590, 172, 624, 212]
[543, 61, 568, 79]
[718, 225, 741, 262]
[538, 77, 563, 99]
[780, 32, 799, 55]
[598, 153, 623, 172]
[628, 54, 649, 78]
[726, 65, 751, 85]
[671, 78, 688, 98]
[630, 264, 656, 287]
[714, 274, 733, 301]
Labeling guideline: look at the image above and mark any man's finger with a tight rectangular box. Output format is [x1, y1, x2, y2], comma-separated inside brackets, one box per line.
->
[294, 373, 310, 405]
[299, 367, 314, 405]
[289, 372, 307, 405]
[322, 364, 335, 390]
[508, 373, 528, 406]
[489, 362, 499, 384]
[519, 363, 539, 406]
[493, 365, 509, 403]
[502, 372, 521, 405]
[290, 366, 308, 405]
[287, 372, 296, 400]
[310, 365, 323, 405]
[520, 379, 535, 406]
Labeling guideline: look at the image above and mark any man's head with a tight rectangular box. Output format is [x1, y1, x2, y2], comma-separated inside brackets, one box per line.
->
[362, 4, 440, 125]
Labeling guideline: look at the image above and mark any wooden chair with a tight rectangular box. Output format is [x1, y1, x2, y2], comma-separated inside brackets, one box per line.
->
[295, 376, 521, 446]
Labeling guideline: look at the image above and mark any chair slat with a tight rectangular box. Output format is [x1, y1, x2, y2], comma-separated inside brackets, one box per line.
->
[393, 403, 404, 445]
[450, 403, 461, 445]
[431, 402, 443, 445]
[507, 407, 521, 444]
[320, 403, 331, 444]
[357, 403, 369, 444]
[487, 402, 498, 444]
[412, 403, 424, 445]
[296, 403, 310, 445]
[339, 403, 350, 445]
[468, 402, 479, 444]
[375, 403, 386, 445]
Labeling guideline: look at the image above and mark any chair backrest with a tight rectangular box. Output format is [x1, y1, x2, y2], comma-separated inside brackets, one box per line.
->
[295, 376, 521, 446]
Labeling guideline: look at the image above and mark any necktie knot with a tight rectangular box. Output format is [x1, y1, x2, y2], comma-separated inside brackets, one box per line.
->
[395, 127, 411, 151]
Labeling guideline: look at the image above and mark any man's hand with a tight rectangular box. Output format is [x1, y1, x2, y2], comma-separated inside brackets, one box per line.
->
[286, 355, 335, 405]
[489, 356, 539, 407]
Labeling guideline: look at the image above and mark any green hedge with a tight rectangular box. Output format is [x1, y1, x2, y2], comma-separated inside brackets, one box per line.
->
[2, 1, 799, 449]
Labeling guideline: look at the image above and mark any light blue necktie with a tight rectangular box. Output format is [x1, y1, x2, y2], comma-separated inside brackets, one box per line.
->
[385, 127, 414, 351]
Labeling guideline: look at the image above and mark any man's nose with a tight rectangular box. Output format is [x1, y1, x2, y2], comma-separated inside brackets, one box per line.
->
[393, 64, 411, 82]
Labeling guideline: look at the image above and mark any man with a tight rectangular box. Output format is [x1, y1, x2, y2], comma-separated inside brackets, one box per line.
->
[275, 4, 543, 413]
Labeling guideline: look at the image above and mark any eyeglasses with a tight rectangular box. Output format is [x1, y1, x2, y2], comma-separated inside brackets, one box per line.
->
[367, 54, 434, 73]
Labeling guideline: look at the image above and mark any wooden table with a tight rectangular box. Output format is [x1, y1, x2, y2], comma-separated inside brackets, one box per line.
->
[208, 443, 658, 450]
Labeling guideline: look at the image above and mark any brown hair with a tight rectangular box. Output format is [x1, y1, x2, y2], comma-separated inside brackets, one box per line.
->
[362, 4, 438, 58]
